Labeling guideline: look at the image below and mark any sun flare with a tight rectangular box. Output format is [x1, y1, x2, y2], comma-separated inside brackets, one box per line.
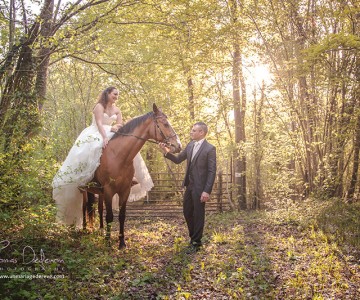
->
[246, 63, 273, 87]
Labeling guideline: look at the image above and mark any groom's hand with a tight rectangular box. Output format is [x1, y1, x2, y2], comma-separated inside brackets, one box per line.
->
[158, 142, 170, 155]
[200, 192, 210, 202]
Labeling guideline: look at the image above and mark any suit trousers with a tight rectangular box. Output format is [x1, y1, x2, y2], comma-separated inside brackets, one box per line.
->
[183, 186, 205, 244]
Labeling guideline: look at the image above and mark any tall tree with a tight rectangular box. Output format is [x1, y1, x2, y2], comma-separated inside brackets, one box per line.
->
[230, 0, 247, 209]
[0, 0, 134, 151]
[346, 8, 360, 202]
[252, 0, 360, 201]
[252, 82, 265, 209]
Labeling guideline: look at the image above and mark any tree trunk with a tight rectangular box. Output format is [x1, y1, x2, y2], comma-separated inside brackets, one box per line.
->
[347, 114, 360, 202]
[35, 0, 54, 109]
[253, 82, 264, 209]
[347, 13, 360, 202]
[0, 0, 121, 148]
[9, 0, 15, 48]
[238, 52, 247, 208]
[186, 67, 195, 120]
[0, 1, 55, 150]
[230, 0, 247, 210]
[1, 43, 37, 150]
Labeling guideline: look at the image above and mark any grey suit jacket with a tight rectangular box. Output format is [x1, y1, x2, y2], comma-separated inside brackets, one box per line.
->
[165, 140, 216, 196]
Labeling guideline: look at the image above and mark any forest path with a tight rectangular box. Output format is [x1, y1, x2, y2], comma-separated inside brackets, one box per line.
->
[1, 201, 359, 299]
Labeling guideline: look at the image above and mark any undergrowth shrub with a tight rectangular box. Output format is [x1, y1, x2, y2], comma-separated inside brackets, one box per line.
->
[0, 137, 56, 212]
[267, 197, 360, 254]
[315, 199, 360, 249]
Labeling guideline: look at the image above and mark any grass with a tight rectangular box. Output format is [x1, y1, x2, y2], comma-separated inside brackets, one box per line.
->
[0, 199, 359, 299]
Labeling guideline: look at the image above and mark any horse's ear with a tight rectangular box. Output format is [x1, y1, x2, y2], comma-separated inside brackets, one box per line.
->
[153, 103, 160, 114]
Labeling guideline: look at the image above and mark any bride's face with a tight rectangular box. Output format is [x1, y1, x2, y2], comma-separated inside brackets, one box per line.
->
[108, 89, 119, 104]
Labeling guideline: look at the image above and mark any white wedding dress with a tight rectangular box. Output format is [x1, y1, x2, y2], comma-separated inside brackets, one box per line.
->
[52, 113, 154, 227]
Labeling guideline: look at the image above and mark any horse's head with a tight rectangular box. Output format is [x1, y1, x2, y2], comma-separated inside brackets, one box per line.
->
[152, 103, 182, 153]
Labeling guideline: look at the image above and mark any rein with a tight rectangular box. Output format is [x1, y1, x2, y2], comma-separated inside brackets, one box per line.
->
[115, 133, 159, 145]
[115, 114, 177, 148]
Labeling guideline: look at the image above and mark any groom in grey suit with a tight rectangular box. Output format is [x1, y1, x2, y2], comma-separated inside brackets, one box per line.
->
[159, 122, 216, 251]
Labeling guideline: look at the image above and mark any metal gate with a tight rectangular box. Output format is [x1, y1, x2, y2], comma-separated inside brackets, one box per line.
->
[126, 171, 233, 218]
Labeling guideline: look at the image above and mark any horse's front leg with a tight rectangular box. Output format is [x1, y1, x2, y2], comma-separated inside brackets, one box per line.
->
[104, 193, 114, 244]
[119, 200, 128, 249]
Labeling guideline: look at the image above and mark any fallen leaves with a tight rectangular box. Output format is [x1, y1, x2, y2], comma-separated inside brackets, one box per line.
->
[1, 200, 359, 299]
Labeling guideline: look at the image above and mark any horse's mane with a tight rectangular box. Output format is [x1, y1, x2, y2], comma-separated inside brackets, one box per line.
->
[111, 111, 154, 139]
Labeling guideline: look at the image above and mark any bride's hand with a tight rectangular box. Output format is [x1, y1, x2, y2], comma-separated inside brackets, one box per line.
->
[103, 137, 109, 148]
[111, 124, 122, 132]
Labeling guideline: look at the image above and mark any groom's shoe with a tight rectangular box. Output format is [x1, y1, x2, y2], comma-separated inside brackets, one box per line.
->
[185, 245, 198, 254]
[188, 241, 202, 252]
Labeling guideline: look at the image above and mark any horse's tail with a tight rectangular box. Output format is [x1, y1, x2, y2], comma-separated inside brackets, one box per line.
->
[87, 192, 96, 228]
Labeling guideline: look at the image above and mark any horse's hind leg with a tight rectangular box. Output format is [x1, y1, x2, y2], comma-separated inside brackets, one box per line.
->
[82, 191, 88, 230]
[87, 192, 96, 230]
[119, 200, 128, 249]
[98, 194, 104, 229]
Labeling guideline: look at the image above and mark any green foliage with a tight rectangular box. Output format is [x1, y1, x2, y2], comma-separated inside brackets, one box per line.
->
[45, 61, 104, 162]
[1, 0, 360, 217]
[305, 33, 360, 63]
[315, 199, 360, 249]
[0, 136, 56, 211]
[38, 0, 360, 207]
[1, 92, 42, 150]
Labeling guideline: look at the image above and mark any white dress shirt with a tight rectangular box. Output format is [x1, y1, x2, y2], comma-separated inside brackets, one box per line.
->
[191, 139, 204, 161]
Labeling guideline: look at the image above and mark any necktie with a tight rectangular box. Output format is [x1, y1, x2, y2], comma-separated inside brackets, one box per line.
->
[191, 142, 200, 161]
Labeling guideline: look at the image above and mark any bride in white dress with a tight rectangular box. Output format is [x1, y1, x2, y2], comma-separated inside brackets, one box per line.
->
[52, 87, 154, 227]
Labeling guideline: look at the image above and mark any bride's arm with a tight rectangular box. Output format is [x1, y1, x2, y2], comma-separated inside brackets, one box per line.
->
[93, 104, 109, 148]
[111, 107, 123, 132]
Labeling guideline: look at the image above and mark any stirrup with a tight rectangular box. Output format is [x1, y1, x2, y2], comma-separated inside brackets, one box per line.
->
[78, 182, 104, 194]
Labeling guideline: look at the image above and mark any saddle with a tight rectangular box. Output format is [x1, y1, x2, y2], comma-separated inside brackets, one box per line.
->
[78, 178, 139, 195]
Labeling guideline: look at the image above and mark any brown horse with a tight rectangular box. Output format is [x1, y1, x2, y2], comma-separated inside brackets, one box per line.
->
[80, 104, 181, 249]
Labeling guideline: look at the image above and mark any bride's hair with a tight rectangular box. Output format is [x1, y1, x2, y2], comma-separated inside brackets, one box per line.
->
[97, 86, 116, 107]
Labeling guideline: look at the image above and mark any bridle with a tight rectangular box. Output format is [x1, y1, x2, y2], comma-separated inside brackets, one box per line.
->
[153, 115, 178, 147]
[116, 113, 178, 148]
